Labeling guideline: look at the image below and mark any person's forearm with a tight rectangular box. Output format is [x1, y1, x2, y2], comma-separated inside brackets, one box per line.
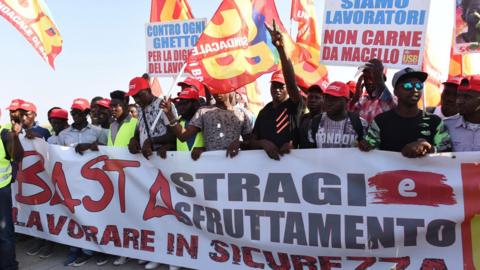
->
[277, 47, 300, 103]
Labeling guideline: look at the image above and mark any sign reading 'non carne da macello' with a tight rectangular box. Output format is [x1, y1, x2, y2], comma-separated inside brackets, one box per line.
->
[320, 0, 431, 69]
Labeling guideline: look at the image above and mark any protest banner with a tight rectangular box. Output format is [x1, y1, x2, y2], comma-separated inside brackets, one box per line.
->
[320, 0, 431, 69]
[12, 138, 480, 269]
[146, 18, 206, 76]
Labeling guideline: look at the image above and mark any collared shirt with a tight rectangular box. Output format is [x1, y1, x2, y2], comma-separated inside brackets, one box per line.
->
[137, 98, 176, 146]
[350, 89, 397, 123]
[110, 115, 133, 143]
[57, 124, 107, 147]
[444, 115, 480, 152]
[47, 135, 59, 145]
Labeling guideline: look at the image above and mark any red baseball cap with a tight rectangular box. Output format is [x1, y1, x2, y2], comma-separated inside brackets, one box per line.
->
[324, 81, 350, 98]
[346, 80, 357, 94]
[71, 98, 90, 111]
[174, 88, 200, 102]
[50, 108, 68, 120]
[443, 76, 463, 86]
[271, 70, 285, 84]
[19, 102, 37, 113]
[128, 77, 150, 96]
[458, 75, 480, 92]
[6, 99, 25, 111]
[96, 98, 111, 109]
[178, 77, 204, 93]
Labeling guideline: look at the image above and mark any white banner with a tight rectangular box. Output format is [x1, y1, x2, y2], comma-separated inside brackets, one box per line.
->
[146, 18, 207, 77]
[320, 0, 431, 69]
[12, 139, 480, 269]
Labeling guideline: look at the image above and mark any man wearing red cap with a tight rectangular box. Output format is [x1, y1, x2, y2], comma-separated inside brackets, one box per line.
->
[57, 98, 107, 152]
[18, 101, 51, 141]
[431, 77, 461, 119]
[127, 76, 176, 160]
[47, 108, 69, 145]
[444, 75, 480, 151]
[250, 21, 303, 160]
[95, 98, 112, 129]
[57, 98, 108, 266]
[307, 82, 367, 148]
[173, 88, 205, 159]
[162, 91, 252, 158]
[4, 99, 25, 131]
[360, 68, 452, 158]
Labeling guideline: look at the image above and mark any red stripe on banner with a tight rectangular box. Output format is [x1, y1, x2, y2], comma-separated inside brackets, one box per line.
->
[368, 170, 456, 206]
[460, 163, 480, 270]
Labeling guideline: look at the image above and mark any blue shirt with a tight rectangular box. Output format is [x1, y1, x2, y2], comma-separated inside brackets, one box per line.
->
[29, 122, 51, 141]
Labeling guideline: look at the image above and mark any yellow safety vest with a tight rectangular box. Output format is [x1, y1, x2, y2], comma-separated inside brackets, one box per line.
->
[0, 136, 12, 189]
[176, 119, 204, 151]
[107, 118, 138, 147]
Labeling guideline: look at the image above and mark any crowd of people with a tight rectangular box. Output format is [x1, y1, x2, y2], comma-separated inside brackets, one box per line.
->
[1, 24, 480, 270]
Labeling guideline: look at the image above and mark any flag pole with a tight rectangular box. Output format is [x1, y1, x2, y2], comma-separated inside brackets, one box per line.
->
[150, 62, 188, 132]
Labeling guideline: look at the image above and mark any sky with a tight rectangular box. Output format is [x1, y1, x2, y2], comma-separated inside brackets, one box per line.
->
[0, 0, 454, 124]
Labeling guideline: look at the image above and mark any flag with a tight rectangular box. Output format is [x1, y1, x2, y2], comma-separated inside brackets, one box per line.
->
[150, 77, 164, 97]
[449, 45, 480, 78]
[290, 0, 328, 89]
[0, 0, 63, 69]
[244, 82, 264, 116]
[421, 36, 443, 107]
[150, 0, 193, 22]
[186, 0, 298, 94]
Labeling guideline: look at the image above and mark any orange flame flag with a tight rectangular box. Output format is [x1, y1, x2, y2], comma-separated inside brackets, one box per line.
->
[150, 0, 193, 22]
[186, 0, 295, 94]
[290, 0, 328, 89]
[0, 0, 62, 69]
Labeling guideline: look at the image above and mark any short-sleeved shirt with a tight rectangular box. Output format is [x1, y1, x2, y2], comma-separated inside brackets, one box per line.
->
[350, 89, 396, 123]
[365, 110, 452, 152]
[189, 106, 253, 151]
[444, 115, 480, 152]
[137, 98, 173, 146]
[57, 124, 108, 147]
[29, 122, 51, 141]
[253, 99, 303, 148]
[308, 113, 368, 148]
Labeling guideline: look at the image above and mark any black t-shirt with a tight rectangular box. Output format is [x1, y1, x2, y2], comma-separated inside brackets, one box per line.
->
[373, 110, 443, 152]
[253, 99, 303, 148]
[298, 112, 316, 149]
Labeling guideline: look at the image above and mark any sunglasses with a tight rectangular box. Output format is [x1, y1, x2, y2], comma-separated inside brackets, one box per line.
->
[402, 82, 424, 91]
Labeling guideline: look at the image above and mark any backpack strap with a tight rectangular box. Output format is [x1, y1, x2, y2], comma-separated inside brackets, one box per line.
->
[347, 112, 364, 141]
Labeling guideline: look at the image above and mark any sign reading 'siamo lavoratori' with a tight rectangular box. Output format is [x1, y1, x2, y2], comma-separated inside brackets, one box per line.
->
[320, 0, 431, 69]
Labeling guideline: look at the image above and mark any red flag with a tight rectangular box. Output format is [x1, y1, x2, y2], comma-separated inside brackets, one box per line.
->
[0, 0, 63, 69]
[186, 0, 297, 94]
[150, 0, 193, 22]
[290, 0, 328, 89]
